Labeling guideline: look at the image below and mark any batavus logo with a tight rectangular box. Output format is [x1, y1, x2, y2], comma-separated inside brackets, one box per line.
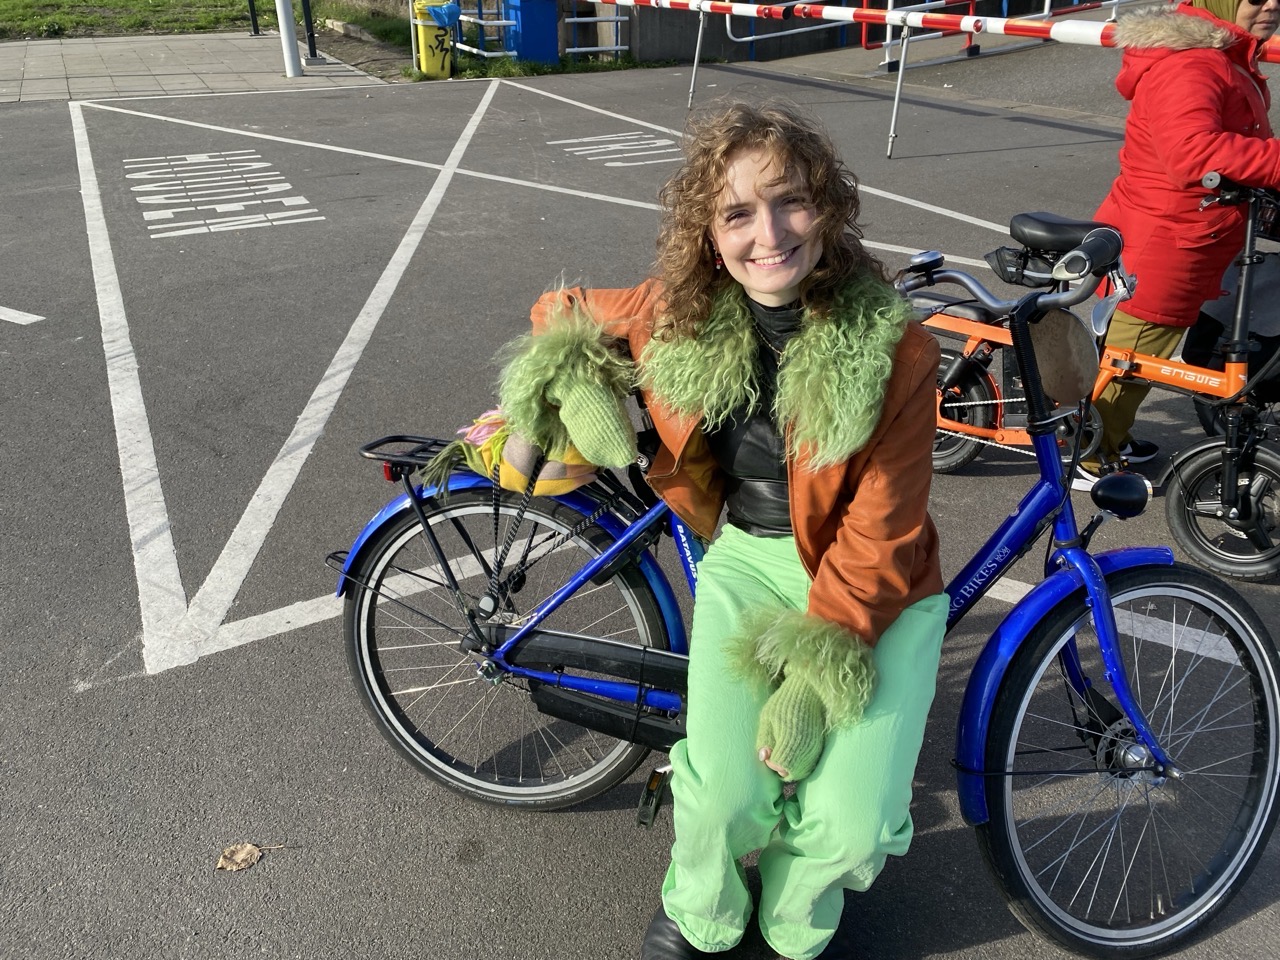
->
[676, 523, 698, 585]
[950, 545, 1011, 614]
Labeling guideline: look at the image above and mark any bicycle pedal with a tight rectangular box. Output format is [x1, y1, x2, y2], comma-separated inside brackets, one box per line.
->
[636, 764, 673, 829]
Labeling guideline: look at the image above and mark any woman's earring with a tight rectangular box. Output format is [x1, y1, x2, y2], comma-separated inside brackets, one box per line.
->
[713, 250, 723, 270]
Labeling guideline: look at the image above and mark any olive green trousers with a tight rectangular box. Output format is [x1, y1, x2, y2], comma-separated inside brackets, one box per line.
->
[660, 524, 948, 960]
[1084, 308, 1186, 470]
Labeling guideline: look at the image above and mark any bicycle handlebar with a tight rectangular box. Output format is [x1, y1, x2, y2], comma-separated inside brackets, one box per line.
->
[898, 224, 1124, 319]
[897, 262, 1112, 316]
[1200, 171, 1280, 208]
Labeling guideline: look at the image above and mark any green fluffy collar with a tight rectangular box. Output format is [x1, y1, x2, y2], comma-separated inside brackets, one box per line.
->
[639, 275, 911, 468]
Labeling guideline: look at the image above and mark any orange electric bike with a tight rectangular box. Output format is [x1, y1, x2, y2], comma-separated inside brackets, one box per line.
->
[914, 175, 1280, 580]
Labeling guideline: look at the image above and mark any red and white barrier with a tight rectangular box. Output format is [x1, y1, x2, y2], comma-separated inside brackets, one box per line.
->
[597, 0, 1280, 63]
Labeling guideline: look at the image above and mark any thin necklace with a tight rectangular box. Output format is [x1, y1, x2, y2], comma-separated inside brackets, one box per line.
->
[751, 318, 785, 358]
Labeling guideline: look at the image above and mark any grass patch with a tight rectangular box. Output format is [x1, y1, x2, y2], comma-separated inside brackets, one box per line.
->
[0, 0, 276, 40]
[312, 0, 412, 47]
[0, 0, 667, 80]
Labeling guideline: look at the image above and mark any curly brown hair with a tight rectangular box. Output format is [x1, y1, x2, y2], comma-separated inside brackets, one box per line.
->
[654, 99, 885, 339]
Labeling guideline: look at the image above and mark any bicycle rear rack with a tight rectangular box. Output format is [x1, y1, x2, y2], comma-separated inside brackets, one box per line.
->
[359, 435, 450, 479]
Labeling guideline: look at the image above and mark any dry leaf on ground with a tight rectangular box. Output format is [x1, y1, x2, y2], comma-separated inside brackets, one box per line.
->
[216, 842, 283, 872]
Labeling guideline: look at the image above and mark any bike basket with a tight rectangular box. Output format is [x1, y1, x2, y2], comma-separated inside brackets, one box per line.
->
[984, 246, 1058, 288]
[1258, 194, 1280, 242]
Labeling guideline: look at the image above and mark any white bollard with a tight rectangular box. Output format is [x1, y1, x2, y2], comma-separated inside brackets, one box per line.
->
[274, 0, 305, 77]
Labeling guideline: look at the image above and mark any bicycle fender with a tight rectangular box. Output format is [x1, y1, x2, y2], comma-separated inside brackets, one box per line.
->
[335, 472, 493, 596]
[334, 477, 686, 649]
[1158, 437, 1227, 489]
[954, 545, 1174, 827]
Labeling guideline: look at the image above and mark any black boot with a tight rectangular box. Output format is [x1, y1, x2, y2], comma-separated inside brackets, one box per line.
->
[640, 906, 720, 960]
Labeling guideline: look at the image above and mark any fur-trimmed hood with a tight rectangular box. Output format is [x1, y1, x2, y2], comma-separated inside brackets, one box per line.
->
[1114, 5, 1237, 51]
[638, 275, 911, 469]
[1112, 5, 1260, 101]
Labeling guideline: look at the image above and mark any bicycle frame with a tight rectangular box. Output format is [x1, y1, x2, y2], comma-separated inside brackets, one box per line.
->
[927, 310, 1252, 448]
[930, 188, 1280, 455]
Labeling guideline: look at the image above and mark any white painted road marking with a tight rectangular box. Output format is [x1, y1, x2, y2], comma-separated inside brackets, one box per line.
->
[71, 79, 1012, 681]
[72, 80, 502, 675]
[548, 131, 682, 166]
[0, 305, 45, 325]
[125, 149, 324, 237]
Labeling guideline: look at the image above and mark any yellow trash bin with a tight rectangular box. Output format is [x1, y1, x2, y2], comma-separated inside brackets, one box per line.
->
[414, 0, 455, 79]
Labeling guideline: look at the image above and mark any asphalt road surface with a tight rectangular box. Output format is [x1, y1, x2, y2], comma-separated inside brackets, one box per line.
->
[3, 37, 1279, 960]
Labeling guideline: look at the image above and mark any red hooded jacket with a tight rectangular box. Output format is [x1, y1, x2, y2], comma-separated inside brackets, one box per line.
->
[1094, 3, 1280, 327]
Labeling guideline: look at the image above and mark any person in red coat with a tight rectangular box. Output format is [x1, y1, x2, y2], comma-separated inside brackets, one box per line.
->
[1080, 0, 1280, 488]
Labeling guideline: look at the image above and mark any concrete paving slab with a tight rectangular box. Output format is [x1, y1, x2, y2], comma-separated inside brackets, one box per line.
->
[0, 31, 386, 102]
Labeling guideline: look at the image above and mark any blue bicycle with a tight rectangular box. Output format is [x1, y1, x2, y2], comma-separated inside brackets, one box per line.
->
[329, 219, 1280, 957]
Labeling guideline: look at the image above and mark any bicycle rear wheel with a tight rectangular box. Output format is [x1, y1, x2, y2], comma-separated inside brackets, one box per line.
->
[977, 564, 1280, 957]
[345, 489, 670, 809]
[935, 348, 995, 474]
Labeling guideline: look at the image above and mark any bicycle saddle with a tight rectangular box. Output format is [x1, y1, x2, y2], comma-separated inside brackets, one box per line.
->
[1010, 212, 1112, 252]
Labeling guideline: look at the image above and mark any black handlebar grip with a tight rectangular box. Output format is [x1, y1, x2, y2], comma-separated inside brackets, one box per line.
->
[1058, 227, 1123, 278]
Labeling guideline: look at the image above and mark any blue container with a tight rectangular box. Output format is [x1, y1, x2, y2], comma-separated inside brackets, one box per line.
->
[506, 0, 560, 64]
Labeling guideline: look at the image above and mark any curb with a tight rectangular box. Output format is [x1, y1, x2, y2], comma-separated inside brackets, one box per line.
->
[322, 18, 379, 44]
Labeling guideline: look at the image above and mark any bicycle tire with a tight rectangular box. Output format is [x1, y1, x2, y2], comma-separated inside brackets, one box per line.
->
[935, 348, 995, 474]
[1165, 443, 1280, 581]
[344, 488, 671, 810]
[976, 564, 1280, 957]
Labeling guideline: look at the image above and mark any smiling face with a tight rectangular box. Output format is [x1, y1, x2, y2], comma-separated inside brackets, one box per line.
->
[708, 149, 823, 307]
[1237, 0, 1280, 39]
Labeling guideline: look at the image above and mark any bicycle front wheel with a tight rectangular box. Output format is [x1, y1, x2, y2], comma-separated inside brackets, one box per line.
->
[1165, 443, 1280, 581]
[344, 489, 670, 809]
[977, 564, 1280, 957]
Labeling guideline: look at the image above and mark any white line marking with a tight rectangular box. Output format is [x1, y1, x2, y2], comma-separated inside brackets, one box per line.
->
[546, 132, 651, 144]
[501, 80, 685, 136]
[0, 306, 44, 325]
[504, 81, 1007, 234]
[205, 593, 344, 658]
[80, 101, 663, 212]
[863, 240, 989, 269]
[164, 80, 502, 673]
[77, 81, 501, 674]
[82, 99, 1006, 236]
[604, 158, 685, 167]
[70, 102, 189, 646]
[860, 185, 1007, 234]
[77, 82, 389, 106]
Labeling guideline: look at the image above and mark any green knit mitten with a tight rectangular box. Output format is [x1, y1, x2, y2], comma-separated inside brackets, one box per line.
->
[756, 674, 828, 783]
[544, 372, 637, 468]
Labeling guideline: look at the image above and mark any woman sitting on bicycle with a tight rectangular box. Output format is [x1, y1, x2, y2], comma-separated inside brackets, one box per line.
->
[495, 100, 947, 960]
[1082, 0, 1280, 486]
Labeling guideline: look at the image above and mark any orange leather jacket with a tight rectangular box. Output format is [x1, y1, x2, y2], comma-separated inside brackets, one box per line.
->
[530, 278, 944, 646]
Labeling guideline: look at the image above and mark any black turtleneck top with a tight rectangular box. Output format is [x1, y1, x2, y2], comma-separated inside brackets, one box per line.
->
[702, 298, 803, 537]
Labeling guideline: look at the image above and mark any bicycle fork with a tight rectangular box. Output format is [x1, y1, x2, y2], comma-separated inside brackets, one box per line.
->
[1218, 407, 1273, 549]
[1053, 544, 1180, 781]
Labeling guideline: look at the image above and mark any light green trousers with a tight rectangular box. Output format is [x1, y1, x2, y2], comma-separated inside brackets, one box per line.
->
[660, 524, 948, 960]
